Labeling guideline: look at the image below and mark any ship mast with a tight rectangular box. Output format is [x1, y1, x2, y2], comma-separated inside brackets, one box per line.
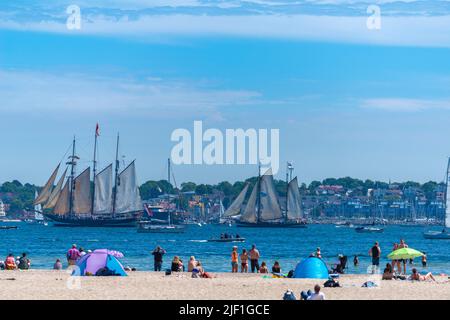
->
[112, 133, 120, 218]
[256, 161, 261, 223]
[67, 136, 78, 217]
[285, 162, 289, 223]
[91, 126, 98, 215]
[167, 158, 172, 226]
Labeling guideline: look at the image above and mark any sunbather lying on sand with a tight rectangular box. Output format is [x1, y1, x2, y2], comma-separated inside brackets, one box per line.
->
[410, 268, 435, 282]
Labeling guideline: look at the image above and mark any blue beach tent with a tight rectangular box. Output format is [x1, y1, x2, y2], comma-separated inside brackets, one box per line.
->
[293, 257, 329, 279]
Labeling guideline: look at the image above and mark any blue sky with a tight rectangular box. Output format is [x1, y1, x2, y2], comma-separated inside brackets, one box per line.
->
[1, 0, 450, 186]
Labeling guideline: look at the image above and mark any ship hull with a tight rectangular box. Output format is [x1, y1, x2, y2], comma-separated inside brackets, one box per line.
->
[43, 212, 142, 227]
[236, 221, 307, 228]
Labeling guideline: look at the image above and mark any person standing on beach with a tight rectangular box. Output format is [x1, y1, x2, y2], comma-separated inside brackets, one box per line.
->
[151, 246, 166, 272]
[249, 244, 260, 273]
[422, 252, 427, 268]
[66, 244, 81, 266]
[368, 241, 381, 274]
[231, 246, 239, 273]
[240, 249, 248, 273]
[398, 239, 408, 274]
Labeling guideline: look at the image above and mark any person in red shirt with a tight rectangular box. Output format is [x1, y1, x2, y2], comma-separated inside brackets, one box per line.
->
[67, 244, 81, 266]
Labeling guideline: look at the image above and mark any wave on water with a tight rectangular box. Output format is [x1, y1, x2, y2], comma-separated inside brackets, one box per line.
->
[87, 239, 99, 242]
[189, 240, 207, 243]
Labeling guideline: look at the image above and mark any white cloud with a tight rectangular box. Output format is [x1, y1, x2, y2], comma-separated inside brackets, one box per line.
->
[1, 13, 450, 47]
[0, 69, 262, 120]
[361, 98, 450, 111]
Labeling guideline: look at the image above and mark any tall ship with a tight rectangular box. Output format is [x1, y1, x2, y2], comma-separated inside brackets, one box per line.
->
[34, 127, 143, 227]
[226, 164, 306, 228]
[423, 158, 450, 239]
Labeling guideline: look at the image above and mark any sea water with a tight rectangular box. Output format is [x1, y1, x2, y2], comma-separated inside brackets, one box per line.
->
[1, 223, 449, 275]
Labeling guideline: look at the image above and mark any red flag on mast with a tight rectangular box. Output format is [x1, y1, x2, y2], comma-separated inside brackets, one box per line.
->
[95, 123, 100, 136]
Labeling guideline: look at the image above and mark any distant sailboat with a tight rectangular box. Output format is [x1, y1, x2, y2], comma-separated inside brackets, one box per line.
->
[34, 190, 44, 221]
[222, 183, 249, 221]
[237, 165, 307, 228]
[423, 158, 450, 239]
[35, 127, 143, 227]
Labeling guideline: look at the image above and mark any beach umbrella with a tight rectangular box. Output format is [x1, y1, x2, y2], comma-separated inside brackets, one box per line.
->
[387, 248, 424, 260]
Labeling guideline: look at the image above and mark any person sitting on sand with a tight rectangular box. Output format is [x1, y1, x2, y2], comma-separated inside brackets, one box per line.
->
[5, 253, 16, 270]
[240, 249, 248, 273]
[231, 246, 239, 273]
[188, 256, 198, 272]
[171, 256, 183, 272]
[67, 244, 81, 266]
[382, 263, 394, 280]
[301, 285, 325, 300]
[53, 259, 63, 270]
[259, 262, 269, 274]
[18, 253, 30, 270]
[410, 268, 435, 282]
[272, 261, 281, 273]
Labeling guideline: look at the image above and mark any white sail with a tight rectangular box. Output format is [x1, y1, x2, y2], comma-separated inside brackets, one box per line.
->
[34, 164, 60, 205]
[43, 168, 67, 210]
[446, 158, 450, 228]
[259, 168, 283, 222]
[94, 164, 113, 214]
[287, 177, 302, 220]
[240, 181, 258, 223]
[223, 184, 249, 217]
[34, 190, 44, 220]
[115, 161, 142, 213]
[73, 168, 91, 215]
[54, 181, 70, 215]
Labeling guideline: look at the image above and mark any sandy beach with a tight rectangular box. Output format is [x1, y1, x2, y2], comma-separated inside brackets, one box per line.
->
[0, 270, 448, 300]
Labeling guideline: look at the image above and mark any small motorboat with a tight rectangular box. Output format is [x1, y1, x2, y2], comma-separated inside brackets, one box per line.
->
[207, 237, 246, 243]
[0, 226, 18, 230]
[137, 224, 185, 233]
[423, 230, 450, 239]
[355, 226, 384, 233]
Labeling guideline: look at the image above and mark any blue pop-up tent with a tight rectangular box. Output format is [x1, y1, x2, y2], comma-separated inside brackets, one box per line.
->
[294, 257, 329, 279]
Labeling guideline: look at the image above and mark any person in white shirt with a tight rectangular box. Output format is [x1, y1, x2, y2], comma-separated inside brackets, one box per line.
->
[307, 285, 326, 300]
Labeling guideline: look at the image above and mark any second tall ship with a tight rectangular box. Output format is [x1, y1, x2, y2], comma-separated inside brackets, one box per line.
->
[224, 165, 306, 228]
[34, 127, 143, 227]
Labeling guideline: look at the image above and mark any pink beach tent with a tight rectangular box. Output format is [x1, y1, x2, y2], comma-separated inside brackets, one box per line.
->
[72, 249, 127, 276]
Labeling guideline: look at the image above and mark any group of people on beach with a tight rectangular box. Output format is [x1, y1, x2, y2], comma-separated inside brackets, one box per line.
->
[0, 252, 30, 270]
[367, 238, 436, 281]
[231, 244, 282, 274]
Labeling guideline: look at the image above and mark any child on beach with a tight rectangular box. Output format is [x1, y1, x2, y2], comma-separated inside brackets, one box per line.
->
[240, 249, 248, 273]
[53, 259, 63, 270]
[231, 247, 239, 273]
[259, 262, 268, 274]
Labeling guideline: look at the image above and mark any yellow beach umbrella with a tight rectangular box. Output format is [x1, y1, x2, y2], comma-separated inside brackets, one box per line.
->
[387, 248, 424, 260]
